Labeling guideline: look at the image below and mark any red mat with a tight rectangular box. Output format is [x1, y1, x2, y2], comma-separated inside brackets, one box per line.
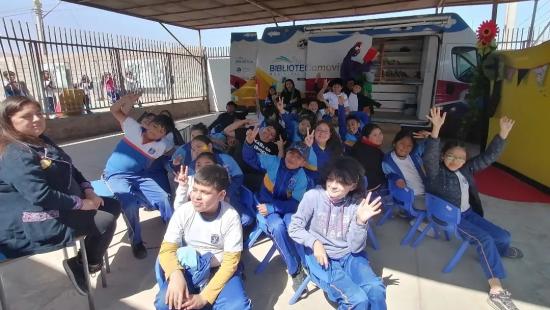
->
[474, 166, 550, 203]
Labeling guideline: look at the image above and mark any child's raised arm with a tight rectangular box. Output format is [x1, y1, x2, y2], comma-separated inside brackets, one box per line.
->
[466, 116, 514, 173]
[423, 107, 446, 178]
[110, 93, 140, 125]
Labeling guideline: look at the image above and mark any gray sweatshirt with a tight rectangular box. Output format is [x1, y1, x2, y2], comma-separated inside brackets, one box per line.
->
[288, 187, 369, 259]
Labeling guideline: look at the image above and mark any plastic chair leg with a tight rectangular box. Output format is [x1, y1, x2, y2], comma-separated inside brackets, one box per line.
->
[0, 274, 8, 310]
[444, 231, 451, 241]
[104, 252, 111, 273]
[412, 222, 435, 248]
[443, 240, 470, 273]
[254, 244, 277, 274]
[288, 275, 311, 305]
[401, 213, 425, 246]
[78, 239, 96, 310]
[368, 226, 380, 250]
[376, 205, 395, 226]
[246, 226, 263, 249]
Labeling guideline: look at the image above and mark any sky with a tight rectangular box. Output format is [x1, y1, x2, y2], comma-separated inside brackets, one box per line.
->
[0, 0, 549, 47]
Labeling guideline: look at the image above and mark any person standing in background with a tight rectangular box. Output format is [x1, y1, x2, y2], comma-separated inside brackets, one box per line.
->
[79, 75, 94, 114]
[42, 70, 57, 119]
[3, 70, 30, 98]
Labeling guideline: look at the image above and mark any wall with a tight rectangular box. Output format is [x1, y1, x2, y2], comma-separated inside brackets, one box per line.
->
[487, 41, 550, 187]
[44, 99, 209, 143]
[207, 57, 231, 112]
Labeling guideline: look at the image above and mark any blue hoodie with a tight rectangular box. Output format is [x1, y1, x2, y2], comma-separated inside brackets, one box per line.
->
[288, 187, 370, 259]
[337, 104, 364, 153]
[242, 142, 313, 215]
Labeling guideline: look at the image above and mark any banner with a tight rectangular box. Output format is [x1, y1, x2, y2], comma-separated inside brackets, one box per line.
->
[256, 27, 308, 97]
[230, 33, 258, 106]
[534, 64, 548, 87]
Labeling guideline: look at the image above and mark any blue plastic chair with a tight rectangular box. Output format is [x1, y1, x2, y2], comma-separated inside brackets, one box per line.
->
[379, 181, 427, 246]
[240, 186, 278, 274]
[288, 243, 330, 305]
[240, 186, 268, 249]
[411, 193, 471, 273]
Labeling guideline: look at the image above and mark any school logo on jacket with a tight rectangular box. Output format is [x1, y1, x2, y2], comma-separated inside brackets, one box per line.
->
[287, 176, 297, 198]
[210, 234, 220, 245]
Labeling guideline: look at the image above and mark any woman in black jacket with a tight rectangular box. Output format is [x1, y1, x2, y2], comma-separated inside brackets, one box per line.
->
[0, 96, 121, 296]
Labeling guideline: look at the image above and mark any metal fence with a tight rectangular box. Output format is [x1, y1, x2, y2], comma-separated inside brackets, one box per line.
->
[0, 18, 207, 115]
[205, 46, 230, 59]
[496, 25, 550, 50]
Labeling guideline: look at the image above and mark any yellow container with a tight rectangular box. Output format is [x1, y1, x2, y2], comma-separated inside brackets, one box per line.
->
[58, 88, 84, 116]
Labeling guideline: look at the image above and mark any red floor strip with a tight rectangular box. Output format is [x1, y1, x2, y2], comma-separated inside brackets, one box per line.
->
[474, 166, 550, 203]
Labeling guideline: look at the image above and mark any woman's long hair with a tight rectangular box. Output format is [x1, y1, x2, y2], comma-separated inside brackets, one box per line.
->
[0, 96, 45, 156]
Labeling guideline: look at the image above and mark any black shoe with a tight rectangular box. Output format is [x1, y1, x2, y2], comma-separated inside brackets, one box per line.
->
[291, 268, 308, 295]
[75, 251, 103, 273]
[132, 242, 148, 259]
[63, 256, 89, 296]
[88, 262, 103, 274]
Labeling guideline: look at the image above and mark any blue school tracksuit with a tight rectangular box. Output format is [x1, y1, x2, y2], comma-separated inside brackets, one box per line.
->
[423, 136, 511, 280]
[306, 143, 335, 185]
[289, 188, 387, 310]
[171, 144, 253, 226]
[337, 105, 368, 153]
[280, 112, 306, 143]
[381, 141, 426, 184]
[145, 155, 173, 194]
[242, 142, 314, 275]
[104, 118, 173, 246]
[155, 251, 250, 310]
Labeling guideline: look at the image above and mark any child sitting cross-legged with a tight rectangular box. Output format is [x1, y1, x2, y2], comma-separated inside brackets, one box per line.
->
[289, 157, 387, 310]
[155, 165, 251, 310]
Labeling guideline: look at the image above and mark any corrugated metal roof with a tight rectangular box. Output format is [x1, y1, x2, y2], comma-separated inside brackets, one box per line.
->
[62, 0, 517, 30]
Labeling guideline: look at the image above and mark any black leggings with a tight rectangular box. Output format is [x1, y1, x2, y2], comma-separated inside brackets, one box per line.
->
[58, 197, 121, 265]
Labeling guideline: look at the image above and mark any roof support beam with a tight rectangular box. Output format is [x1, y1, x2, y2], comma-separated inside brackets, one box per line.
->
[436, 0, 446, 13]
[158, 22, 202, 65]
[244, 0, 292, 22]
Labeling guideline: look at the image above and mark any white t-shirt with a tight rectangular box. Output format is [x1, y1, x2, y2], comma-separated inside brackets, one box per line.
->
[323, 91, 349, 109]
[391, 152, 425, 196]
[163, 201, 243, 267]
[348, 93, 359, 112]
[43, 80, 55, 98]
[455, 171, 470, 212]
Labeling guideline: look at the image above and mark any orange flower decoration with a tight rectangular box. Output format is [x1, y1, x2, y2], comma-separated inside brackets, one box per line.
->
[477, 20, 499, 45]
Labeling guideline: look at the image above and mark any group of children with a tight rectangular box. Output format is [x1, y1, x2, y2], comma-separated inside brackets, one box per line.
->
[101, 82, 522, 309]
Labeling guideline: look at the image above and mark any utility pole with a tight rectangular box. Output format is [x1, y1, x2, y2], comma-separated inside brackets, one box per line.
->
[33, 0, 47, 54]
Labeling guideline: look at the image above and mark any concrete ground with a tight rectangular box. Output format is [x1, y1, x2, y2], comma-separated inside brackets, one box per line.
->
[1, 113, 549, 310]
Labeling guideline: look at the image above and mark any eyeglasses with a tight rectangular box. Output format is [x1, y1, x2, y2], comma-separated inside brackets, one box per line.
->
[444, 154, 466, 164]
